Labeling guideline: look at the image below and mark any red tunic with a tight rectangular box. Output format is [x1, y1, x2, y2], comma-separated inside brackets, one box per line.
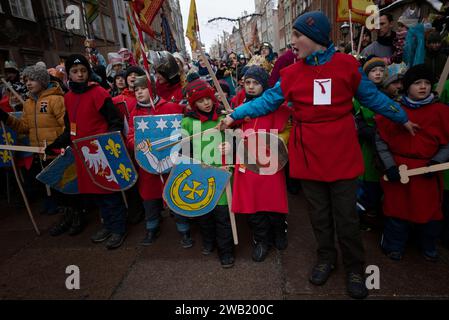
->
[230, 89, 246, 109]
[376, 102, 449, 223]
[127, 98, 184, 201]
[65, 83, 112, 194]
[280, 53, 364, 182]
[112, 89, 137, 120]
[232, 100, 291, 214]
[0, 95, 13, 112]
[156, 81, 184, 103]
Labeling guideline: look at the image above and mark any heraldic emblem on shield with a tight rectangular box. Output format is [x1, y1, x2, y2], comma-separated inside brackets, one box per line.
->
[73, 131, 138, 191]
[36, 147, 78, 194]
[0, 125, 16, 167]
[134, 114, 183, 174]
[163, 156, 231, 217]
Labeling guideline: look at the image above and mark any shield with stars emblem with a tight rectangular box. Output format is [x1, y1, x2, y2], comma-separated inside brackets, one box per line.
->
[163, 156, 232, 217]
[73, 131, 138, 191]
[134, 114, 183, 175]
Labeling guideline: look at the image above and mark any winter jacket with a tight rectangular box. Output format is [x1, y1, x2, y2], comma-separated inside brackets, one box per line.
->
[6, 82, 65, 147]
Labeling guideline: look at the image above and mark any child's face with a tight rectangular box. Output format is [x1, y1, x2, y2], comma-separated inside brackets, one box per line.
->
[127, 72, 138, 89]
[427, 42, 442, 52]
[397, 23, 407, 33]
[69, 64, 89, 83]
[244, 78, 263, 96]
[195, 97, 213, 113]
[156, 72, 167, 84]
[113, 64, 123, 72]
[385, 80, 403, 98]
[408, 79, 431, 100]
[115, 76, 126, 89]
[368, 66, 385, 85]
[25, 78, 43, 95]
[135, 86, 150, 102]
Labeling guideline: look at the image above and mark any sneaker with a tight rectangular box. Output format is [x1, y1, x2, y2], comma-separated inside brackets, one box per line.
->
[201, 242, 215, 255]
[91, 228, 112, 243]
[381, 247, 403, 261]
[220, 253, 235, 268]
[252, 242, 270, 262]
[140, 228, 160, 246]
[346, 272, 369, 299]
[309, 263, 335, 286]
[180, 232, 194, 249]
[105, 233, 127, 250]
[49, 208, 74, 236]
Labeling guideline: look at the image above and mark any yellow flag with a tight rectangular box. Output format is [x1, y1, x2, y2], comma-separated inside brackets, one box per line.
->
[336, 0, 370, 24]
[350, 0, 376, 15]
[186, 0, 199, 52]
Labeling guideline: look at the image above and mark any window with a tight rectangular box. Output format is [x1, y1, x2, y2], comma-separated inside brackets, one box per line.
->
[113, 0, 124, 19]
[103, 15, 115, 41]
[9, 0, 35, 21]
[92, 15, 103, 39]
[47, 0, 65, 29]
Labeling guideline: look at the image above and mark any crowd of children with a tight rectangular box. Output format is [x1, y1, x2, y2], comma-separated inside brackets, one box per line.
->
[1, 4, 449, 300]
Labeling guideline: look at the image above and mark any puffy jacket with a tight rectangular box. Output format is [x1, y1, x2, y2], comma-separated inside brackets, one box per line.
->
[6, 82, 65, 147]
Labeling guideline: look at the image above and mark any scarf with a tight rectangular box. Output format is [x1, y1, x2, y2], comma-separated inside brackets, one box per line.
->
[402, 93, 436, 109]
[377, 31, 396, 47]
[68, 81, 90, 94]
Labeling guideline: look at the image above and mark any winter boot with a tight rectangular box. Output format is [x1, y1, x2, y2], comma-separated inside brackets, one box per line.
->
[49, 208, 74, 236]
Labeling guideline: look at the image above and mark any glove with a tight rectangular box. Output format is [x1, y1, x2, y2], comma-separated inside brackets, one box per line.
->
[424, 160, 440, 179]
[0, 108, 9, 123]
[44, 143, 58, 156]
[385, 166, 401, 182]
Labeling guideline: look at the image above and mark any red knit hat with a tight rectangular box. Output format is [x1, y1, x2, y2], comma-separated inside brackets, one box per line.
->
[185, 78, 216, 107]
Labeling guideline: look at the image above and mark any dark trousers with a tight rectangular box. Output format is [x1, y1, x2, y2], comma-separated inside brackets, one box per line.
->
[442, 191, 449, 247]
[301, 179, 365, 273]
[94, 193, 127, 235]
[382, 217, 442, 256]
[197, 205, 234, 256]
[143, 198, 190, 233]
[247, 212, 287, 245]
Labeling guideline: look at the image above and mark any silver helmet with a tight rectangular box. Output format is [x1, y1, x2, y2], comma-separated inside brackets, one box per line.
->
[146, 50, 180, 81]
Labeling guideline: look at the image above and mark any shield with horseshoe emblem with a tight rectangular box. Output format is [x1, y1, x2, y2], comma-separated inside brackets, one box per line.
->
[163, 156, 231, 217]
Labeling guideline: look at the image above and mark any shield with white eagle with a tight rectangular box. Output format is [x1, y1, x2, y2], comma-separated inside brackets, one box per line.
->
[73, 131, 138, 191]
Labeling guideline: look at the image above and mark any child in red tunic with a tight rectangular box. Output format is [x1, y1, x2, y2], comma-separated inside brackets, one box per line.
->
[231, 66, 290, 262]
[46, 54, 127, 250]
[126, 75, 192, 248]
[376, 64, 449, 262]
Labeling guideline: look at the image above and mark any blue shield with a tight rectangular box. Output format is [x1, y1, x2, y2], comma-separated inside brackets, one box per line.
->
[73, 131, 138, 191]
[9, 112, 33, 160]
[0, 125, 17, 167]
[163, 156, 231, 217]
[134, 114, 183, 174]
[36, 147, 79, 194]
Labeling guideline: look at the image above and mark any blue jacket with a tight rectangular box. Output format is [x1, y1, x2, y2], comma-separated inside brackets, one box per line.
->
[230, 44, 408, 124]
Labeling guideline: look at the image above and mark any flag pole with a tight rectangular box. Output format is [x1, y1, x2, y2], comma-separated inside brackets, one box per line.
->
[349, 9, 355, 54]
[357, 26, 365, 57]
[1, 121, 40, 235]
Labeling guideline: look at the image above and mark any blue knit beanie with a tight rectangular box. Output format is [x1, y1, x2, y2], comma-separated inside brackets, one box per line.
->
[293, 11, 331, 47]
[244, 65, 269, 91]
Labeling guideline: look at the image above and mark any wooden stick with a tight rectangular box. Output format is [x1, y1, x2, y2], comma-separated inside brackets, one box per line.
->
[0, 144, 44, 153]
[349, 9, 355, 54]
[357, 26, 365, 56]
[436, 56, 449, 96]
[225, 181, 238, 245]
[195, 36, 233, 113]
[383, 162, 449, 184]
[155, 127, 219, 152]
[1, 122, 40, 235]
[121, 191, 129, 209]
[1, 78, 26, 105]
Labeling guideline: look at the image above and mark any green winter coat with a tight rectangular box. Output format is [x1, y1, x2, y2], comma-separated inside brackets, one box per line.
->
[354, 99, 381, 182]
[181, 115, 229, 205]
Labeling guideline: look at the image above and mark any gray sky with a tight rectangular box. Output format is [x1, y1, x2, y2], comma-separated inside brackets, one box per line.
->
[179, 0, 256, 55]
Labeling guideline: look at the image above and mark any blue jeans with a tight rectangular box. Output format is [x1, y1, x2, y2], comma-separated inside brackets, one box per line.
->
[143, 198, 190, 233]
[94, 193, 127, 235]
[382, 217, 442, 256]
